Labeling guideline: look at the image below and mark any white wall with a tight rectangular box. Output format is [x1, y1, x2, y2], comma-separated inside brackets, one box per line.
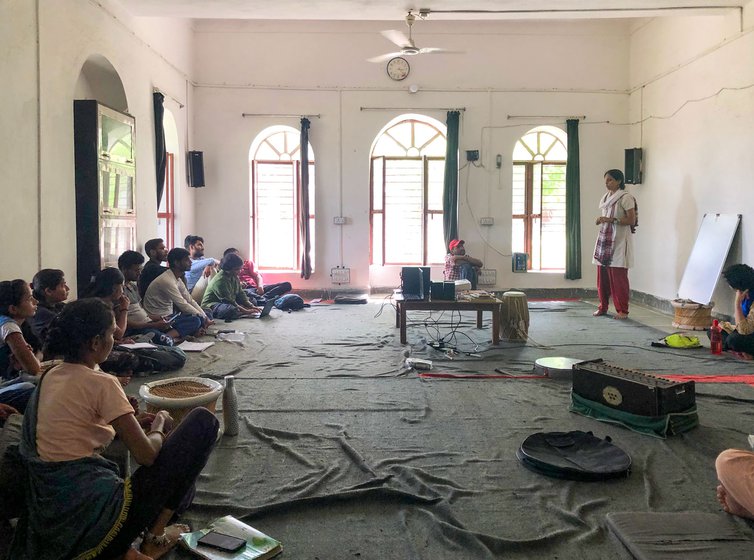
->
[192, 19, 631, 292]
[0, 0, 40, 280]
[7, 3, 752, 306]
[628, 5, 754, 314]
[0, 0, 194, 294]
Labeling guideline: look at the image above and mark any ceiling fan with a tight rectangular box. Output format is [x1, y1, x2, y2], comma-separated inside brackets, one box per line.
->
[367, 11, 461, 63]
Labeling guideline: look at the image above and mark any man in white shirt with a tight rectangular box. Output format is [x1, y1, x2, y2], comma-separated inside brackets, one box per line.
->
[117, 250, 179, 345]
[143, 248, 213, 338]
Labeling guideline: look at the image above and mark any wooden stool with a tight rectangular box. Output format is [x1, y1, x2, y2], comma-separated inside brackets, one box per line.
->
[671, 299, 713, 331]
[502, 291, 529, 341]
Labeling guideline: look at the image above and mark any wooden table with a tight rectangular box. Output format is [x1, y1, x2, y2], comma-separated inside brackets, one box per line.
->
[394, 295, 503, 345]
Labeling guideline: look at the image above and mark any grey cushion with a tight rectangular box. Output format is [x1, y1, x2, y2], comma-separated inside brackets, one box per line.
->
[606, 511, 753, 560]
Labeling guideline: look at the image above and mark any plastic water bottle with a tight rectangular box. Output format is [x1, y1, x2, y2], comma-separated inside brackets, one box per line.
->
[710, 320, 723, 355]
[222, 375, 239, 436]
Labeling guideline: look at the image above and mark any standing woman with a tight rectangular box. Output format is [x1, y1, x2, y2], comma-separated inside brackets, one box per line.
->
[11, 298, 218, 559]
[592, 169, 637, 319]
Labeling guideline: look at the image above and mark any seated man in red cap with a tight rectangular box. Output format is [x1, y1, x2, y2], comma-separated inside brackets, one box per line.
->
[444, 239, 483, 289]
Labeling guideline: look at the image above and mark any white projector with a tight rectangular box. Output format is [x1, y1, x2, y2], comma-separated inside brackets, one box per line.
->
[454, 279, 472, 295]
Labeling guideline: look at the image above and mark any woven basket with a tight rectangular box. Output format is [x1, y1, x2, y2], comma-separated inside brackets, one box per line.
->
[139, 377, 223, 424]
[671, 299, 714, 331]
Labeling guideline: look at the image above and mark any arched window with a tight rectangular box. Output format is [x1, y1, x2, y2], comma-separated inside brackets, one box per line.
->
[370, 116, 447, 265]
[250, 126, 315, 271]
[511, 126, 567, 271]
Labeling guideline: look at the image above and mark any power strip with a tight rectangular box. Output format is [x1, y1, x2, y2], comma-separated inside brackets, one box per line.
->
[406, 358, 433, 370]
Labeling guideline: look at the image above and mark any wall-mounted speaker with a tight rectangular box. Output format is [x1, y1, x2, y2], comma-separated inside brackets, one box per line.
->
[187, 150, 205, 188]
[625, 148, 643, 185]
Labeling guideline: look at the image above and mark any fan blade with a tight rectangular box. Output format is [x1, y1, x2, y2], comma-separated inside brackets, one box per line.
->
[380, 29, 410, 48]
[367, 52, 404, 63]
[418, 47, 465, 55]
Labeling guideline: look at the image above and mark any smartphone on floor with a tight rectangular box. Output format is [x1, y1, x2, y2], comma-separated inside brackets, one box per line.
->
[197, 530, 246, 552]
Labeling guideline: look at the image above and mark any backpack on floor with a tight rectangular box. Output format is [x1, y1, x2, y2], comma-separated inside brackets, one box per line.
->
[517, 430, 631, 481]
[274, 294, 306, 311]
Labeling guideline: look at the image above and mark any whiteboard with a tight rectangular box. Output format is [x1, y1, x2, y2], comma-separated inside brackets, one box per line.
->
[677, 213, 740, 305]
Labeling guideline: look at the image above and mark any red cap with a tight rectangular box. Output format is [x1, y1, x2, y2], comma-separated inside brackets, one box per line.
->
[449, 239, 464, 251]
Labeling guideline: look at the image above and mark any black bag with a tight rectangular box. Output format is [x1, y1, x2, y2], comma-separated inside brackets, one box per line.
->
[517, 430, 631, 481]
[274, 294, 306, 311]
[117, 345, 187, 374]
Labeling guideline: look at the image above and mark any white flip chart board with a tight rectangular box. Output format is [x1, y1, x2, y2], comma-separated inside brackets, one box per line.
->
[677, 213, 740, 305]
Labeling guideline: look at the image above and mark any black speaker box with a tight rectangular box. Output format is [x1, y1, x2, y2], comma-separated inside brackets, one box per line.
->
[187, 150, 205, 187]
[624, 148, 642, 185]
[401, 267, 431, 299]
[443, 281, 456, 300]
[430, 282, 444, 300]
[431, 281, 455, 301]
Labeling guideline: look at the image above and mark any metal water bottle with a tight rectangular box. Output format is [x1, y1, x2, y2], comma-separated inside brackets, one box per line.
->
[222, 375, 239, 436]
[710, 320, 723, 355]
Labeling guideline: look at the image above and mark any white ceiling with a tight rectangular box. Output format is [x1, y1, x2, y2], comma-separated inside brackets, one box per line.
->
[117, 0, 746, 21]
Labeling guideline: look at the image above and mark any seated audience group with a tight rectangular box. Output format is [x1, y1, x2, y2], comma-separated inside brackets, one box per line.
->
[0, 233, 293, 558]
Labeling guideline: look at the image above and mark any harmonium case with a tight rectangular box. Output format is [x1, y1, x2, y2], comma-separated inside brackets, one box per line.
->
[572, 359, 695, 416]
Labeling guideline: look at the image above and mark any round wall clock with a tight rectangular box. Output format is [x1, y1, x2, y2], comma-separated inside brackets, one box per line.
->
[386, 57, 410, 81]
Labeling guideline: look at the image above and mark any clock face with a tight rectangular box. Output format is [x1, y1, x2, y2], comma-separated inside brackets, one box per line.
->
[386, 57, 410, 81]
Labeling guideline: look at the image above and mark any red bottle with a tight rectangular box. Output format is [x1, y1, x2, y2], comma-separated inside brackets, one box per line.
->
[710, 319, 723, 355]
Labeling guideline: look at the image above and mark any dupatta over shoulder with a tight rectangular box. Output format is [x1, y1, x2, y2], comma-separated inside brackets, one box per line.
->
[11, 375, 132, 560]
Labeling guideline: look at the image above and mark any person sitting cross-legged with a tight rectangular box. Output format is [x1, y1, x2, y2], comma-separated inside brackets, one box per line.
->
[224, 247, 292, 305]
[118, 251, 180, 346]
[712, 264, 754, 359]
[716, 448, 754, 521]
[184, 235, 219, 299]
[143, 248, 213, 338]
[138, 238, 168, 300]
[29, 268, 69, 346]
[444, 239, 483, 290]
[9, 298, 219, 560]
[0, 280, 42, 414]
[201, 253, 262, 320]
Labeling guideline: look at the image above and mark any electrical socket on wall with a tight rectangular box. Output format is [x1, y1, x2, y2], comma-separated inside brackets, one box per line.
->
[478, 269, 497, 286]
[479, 217, 494, 226]
[330, 267, 350, 284]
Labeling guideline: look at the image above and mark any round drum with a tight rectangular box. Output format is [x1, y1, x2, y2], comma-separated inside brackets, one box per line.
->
[534, 357, 583, 380]
[139, 377, 223, 424]
[502, 291, 530, 341]
[671, 299, 713, 331]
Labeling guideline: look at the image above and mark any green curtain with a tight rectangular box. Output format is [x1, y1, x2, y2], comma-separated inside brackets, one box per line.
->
[443, 111, 460, 250]
[565, 118, 582, 280]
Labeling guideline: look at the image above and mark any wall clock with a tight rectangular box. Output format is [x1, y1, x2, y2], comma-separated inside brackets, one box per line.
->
[386, 57, 410, 81]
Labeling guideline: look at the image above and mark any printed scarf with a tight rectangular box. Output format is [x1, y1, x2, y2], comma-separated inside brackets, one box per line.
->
[593, 191, 626, 266]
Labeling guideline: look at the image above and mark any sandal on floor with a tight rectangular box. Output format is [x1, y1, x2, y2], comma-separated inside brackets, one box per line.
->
[592, 310, 607, 317]
[614, 312, 629, 320]
[141, 524, 190, 560]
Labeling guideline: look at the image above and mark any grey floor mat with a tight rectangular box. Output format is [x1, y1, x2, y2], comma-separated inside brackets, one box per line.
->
[606, 511, 753, 559]
[115, 300, 754, 559]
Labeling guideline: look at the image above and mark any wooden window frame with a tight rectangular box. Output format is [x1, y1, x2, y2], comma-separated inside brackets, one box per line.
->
[369, 155, 444, 266]
[157, 152, 175, 248]
[512, 160, 566, 271]
[250, 159, 315, 272]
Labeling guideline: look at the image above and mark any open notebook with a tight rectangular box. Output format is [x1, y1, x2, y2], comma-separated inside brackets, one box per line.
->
[180, 515, 282, 560]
